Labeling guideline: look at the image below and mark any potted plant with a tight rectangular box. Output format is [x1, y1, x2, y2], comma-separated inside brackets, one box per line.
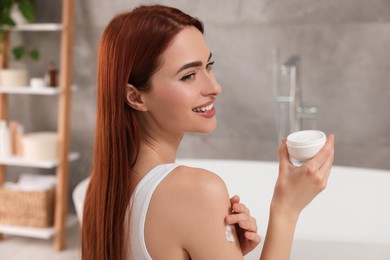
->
[0, 0, 37, 87]
[0, 45, 40, 87]
[0, 0, 35, 42]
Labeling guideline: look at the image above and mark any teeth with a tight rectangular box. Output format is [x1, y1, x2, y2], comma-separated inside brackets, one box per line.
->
[193, 103, 213, 113]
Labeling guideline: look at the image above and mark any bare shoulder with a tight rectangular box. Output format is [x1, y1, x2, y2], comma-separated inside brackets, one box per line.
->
[152, 166, 243, 259]
[169, 165, 229, 197]
[146, 165, 242, 259]
[146, 165, 229, 220]
[152, 165, 230, 218]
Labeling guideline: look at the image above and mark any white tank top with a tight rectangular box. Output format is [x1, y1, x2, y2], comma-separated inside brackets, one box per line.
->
[127, 163, 179, 260]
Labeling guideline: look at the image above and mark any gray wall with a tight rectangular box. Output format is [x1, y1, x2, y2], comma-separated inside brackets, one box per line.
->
[6, 0, 390, 212]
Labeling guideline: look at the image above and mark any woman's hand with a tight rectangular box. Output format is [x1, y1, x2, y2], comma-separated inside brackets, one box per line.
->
[225, 195, 261, 255]
[272, 135, 335, 219]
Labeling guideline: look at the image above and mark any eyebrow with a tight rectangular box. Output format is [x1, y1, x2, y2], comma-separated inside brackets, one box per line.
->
[175, 52, 213, 75]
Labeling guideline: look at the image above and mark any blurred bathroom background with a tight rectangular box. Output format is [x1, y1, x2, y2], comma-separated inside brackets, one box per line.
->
[5, 0, 390, 214]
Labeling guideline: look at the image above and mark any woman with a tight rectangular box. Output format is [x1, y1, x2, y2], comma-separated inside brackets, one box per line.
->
[82, 5, 335, 260]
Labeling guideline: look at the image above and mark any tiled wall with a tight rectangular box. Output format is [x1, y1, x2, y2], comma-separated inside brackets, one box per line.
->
[7, 1, 390, 205]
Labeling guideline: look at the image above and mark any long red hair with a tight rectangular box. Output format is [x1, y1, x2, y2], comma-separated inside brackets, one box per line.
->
[82, 5, 203, 260]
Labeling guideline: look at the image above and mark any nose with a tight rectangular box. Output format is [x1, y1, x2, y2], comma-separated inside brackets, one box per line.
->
[201, 72, 222, 97]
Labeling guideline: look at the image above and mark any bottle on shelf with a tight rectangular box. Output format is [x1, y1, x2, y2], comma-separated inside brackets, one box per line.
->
[0, 121, 11, 158]
[9, 121, 24, 156]
[44, 62, 58, 87]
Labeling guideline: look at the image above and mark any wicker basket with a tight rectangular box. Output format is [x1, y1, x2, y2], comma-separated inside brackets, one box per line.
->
[0, 187, 55, 228]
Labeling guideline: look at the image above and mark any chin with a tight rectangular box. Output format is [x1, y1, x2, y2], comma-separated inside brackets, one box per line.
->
[194, 122, 217, 133]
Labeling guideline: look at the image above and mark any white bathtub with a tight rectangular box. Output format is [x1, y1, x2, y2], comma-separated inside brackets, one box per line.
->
[177, 159, 390, 260]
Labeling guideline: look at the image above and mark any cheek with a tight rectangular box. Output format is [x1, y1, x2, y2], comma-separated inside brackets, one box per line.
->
[155, 85, 195, 110]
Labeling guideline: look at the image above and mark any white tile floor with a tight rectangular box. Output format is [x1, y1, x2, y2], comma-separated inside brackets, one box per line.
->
[0, 219, 81, 260]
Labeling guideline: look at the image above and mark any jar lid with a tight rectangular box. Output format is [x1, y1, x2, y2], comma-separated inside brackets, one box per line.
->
[286, 130, 326, 147]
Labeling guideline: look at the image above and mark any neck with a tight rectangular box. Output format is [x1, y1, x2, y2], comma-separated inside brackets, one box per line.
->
[132, 128, 183, 182]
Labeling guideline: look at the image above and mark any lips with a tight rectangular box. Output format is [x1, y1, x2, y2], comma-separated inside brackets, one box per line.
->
[192, 100, 216, 119]
[192, 100, 214, 113]
[192, 103, 213, 113]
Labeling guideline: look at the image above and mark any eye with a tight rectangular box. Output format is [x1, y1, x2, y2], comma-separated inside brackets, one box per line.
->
[206, 61, 215, 71]
[180, 73, 196, 81]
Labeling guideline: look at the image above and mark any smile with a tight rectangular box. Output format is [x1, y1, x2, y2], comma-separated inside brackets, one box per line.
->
[192, 103, 213, 113]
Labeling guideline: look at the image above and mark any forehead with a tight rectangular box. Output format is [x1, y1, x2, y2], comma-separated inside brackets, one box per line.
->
[158, 26, 210, 72]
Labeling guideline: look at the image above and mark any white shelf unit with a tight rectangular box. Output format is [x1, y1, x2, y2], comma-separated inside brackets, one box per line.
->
[0, 85, 78, 95]
[0, 0, 76, 251]
[0, 214, 77, 240]
[0, 152, 79, 168]
[5, 23, 63, 32]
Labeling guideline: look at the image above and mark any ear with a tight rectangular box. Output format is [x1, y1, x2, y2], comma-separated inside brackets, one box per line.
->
[125, 84, 148, 111]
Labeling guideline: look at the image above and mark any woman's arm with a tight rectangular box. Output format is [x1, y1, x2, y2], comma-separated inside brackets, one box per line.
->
[177, 168, 245, 260]
[261, 135, 335, 260]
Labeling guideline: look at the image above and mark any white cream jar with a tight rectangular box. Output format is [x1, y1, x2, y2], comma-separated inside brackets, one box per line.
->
[286, 130, 327, 166]
[22, 132, 58, 161]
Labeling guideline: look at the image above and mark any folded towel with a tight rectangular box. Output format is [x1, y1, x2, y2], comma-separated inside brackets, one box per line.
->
[3, 173, 56, 192]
